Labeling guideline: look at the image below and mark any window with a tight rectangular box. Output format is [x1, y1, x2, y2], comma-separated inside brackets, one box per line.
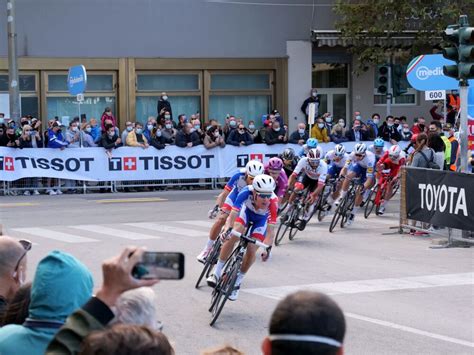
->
[135, 72, 201, 121]
[374, 64, 416, 105]
[0, 73, 39, 117]
[44, 72, 116, 124]
[208, 71, 273, 127]
[312, 64, 348, 88]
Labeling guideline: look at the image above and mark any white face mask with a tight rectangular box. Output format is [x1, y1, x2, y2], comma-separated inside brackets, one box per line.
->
[72, 126, 78, 132]
[387, 123, 394, 127]
[156, 130, 162, 137]
[312, 92, 317, 97]
[165, 124, 172, 129]
[298, 128, 305, 134]
[248, 124, 255, 130]
[274, 127, 280, 132]
[355, 115, 362, 120]
[373, 119, 380, 124]
[190, 128, 196, 133]
[85, 127, 92, 133]
[325, 117, 332, 123]
[162, 96, 168, 101]
[318, 123, 325, 129]
[403, 128, 410, 133]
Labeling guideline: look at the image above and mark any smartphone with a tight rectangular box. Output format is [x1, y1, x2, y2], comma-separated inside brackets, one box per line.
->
[132, 252, 185, 280]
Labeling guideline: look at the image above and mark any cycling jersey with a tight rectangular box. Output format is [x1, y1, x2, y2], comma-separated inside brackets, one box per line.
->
[293, 157, 328, 184]
[232, 186, 278, 241]
[347, 151, 376, 180]
[281, 156, 299, 179]
[222, 169, 248, 212]
[368, 145, 387, 163]
[325, 150, 350, 168]
[298, 144, 310, 157]
[376, 151, 406, 178]
[264, 165, 288, 198]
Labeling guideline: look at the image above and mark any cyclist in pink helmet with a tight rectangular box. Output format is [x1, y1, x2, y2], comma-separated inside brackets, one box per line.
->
[264, 157, 288, 204]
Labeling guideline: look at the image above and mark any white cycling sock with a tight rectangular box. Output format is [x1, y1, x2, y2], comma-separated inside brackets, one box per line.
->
[340, 190, 347, 199]
[353, 206, 360, 214]
[206, 238, 214, 249]
[327, 195, 335, 205]
[214, 259, 226, 278]
[382, 200, 388, 207]
[235, 271, 246, 287]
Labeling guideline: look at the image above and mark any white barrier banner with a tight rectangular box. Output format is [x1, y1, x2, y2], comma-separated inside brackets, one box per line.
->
[0, 141, 408, 182]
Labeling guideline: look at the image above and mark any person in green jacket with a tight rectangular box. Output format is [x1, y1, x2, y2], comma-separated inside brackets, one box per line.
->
[0, 250, 93, 355]
[429, 121, 451, 167]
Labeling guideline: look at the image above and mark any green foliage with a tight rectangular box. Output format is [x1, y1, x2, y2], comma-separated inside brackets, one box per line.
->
[334, 0, 474, 73]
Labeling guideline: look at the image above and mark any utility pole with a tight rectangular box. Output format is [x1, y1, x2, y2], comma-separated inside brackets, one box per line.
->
[386, 56, 393, 117]
[7, 0, 20, 121]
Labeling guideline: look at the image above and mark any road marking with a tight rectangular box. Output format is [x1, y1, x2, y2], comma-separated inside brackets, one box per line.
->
[0, 202, 39, 208]
[125, 222, 208, 237]
[178, 220, 215, 229]
[345, 312, 474, 348]
[72, 225, 159, 240]
[94, 197, 168, 204]
[11, 227, 99, 243]
[244, 272, 474, 299]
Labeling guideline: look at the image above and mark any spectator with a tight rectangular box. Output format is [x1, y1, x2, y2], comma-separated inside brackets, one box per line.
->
[31, 117, 42, 135]
[47, 121, 68, 150]
[89, 118, 101, 143]
[101, 124, 123, 151]
[5, 121, 19, 148]
[311, 117, 330, 143]
[126, 123, 149, 149]
[0, 250, 93, 355]
[150, 126, 166, 150]
[366, 113, 380, 139]
[247, 120, 263, 143]
[204, 126, 226, 149]
[411, 117, 426, 135]
[81, 123, 98, 147]
[428, 132, 446, 170]
[393, 116, 402, 134]
[0, 238, 31, 320]
[329, 124, 348, 144]
[100, 107, 116, 133]
[121, 121, 134, 144]
[144, 117, 157, 142]
[337, 118, 346, 131]
[227, 123, 253, 146]
[162, 118, 177, 144]
[42, 119, 55, 147]
[443, 123, 459, 171]
[265, 120, 287, 145]
[65, 120, 81, 148]
[223, 116, 237, 141]
[400, 122, 412, 142]
[46, 247, 159, 354]
[262, 291, 345, 355]
[300, 89, 320, 121]
[177, 114, 187, 130]
[378, 116, 401, 144]
[19, 125, 43, 195]
[289, 123, 309, 145]
[271, 110, 285, 127]
[0, 124, 7, 146]
[0, 283, 31, 327]
[430, 101, 457, 125]
[79, 324, 174, 355]
[192, 119, 205, 142]
[176, 122, 202, 147]
[323, 113, 334, 131]
[429, 120, 451, 166]
[157, 92, 173, 121]
[345, 119, 368, 142]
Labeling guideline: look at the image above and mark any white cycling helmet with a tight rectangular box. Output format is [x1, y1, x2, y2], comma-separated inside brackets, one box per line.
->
[388, 145, 402, 159]
[353, 143, 367, 155]
[253, 174, 276, 193]
[307, 148, 322, 167]
[334, 144, 346, 157]
[245, 160, 264, 177]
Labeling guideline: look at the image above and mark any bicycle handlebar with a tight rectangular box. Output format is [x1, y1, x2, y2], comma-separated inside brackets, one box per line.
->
[231, 230, 270, 249]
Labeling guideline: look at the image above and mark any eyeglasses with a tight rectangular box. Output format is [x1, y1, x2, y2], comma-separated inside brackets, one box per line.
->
[14, 239, 32, 272]
[355, 154, 364, 158]
[257, 193, 272, 199]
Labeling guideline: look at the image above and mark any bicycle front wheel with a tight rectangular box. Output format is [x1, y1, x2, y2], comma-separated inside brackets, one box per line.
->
[209, 260, 239, 326]
[195, 239, 221, 289]
[364, 187, 377, 219]
[275, 221, 290, 246]
[341, 194, 355, 228]
[329, 201, 344, 233]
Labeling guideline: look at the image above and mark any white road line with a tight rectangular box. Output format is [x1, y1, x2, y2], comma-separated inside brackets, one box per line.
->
[346, 312, 474, 348]
[72, 225, 159, 240]
[11, 227, 99, 243]
[125, 222, 208, 237]
[244, 272, 474, 299]
[178, 220, 215, 229]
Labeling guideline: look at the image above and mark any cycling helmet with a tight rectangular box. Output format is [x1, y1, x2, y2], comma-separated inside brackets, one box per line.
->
[307, 148, 322, 167]
[268, 157, 283, 170]
[353, 143, 367, 155]
[388, 145, 401, 159]
[374, 137, 385, 148]
[253, 174, 276, 193]
[334, 144, 346, 157]
[306, 138, 318, 149]
[281, 147, 295, 161]
[245, 160, 264, 177]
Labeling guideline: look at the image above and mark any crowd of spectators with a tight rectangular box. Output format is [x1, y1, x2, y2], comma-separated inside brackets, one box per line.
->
[0, 239, 346, 355]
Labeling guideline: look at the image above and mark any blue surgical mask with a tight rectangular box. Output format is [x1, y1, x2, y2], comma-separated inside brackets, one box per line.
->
[85, 127, 92, 133]
[318, 123, 325, 129]
[229, 121, 237, 127]
[355, 115, 362, 120]
[147, 124, 154, 130]
[298, 128, 305, 134]
[136, 128, 143, 134]
[0, 118, 4, 124]
[156, 130, 162, 137]
[126, 126, 133, 132]
[194, 124, 200, 130]
[165, 124, 172, 129]
[274, 127, 280, 132]
[249, 124, 255, 130]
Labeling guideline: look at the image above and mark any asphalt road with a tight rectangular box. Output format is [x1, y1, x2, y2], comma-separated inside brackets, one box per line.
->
[1, 190, 473, 355]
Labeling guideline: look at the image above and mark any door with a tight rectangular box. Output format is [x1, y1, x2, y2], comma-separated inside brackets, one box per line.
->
[316, 88, 349, 122]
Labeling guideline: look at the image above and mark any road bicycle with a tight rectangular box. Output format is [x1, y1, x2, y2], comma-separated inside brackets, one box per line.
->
[364, 174, 394, 218]
[316, 176, 342, 222]
[195, 234, 223, 289]
[329, 178, 363, 233]
[208, 223, 270, 326]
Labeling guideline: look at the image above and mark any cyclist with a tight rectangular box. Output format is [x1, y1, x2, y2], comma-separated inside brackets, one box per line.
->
[265, 157, 288, 205]
[198, 160, 264, 263]
[333, 143, 375, 225]
[279, 147, 299, 179]
[206, 174, 277, 301]
[298, 138, 318, 157]
[368, 137, 387, 164]
[324, 144, 350, 208]
[374, 145, 406, 215]
[287, 147, 328, 230]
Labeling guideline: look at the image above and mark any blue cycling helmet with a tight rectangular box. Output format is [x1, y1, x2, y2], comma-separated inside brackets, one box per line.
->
[374, 138, 385, 148]
[306, 138, 318, 149]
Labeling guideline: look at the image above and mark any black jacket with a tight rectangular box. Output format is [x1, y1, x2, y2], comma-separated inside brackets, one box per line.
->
[157, 99, 173, 120]
[150, 135, 167, 150]
[226, 130, 253, 146]
[265, 128, 287, 145]
[19, 136, 44, 148]
[378, 124, 401, 142]
[100, 133, 122, 150]
[345, 129, 368, 142]
[288, 130, 309, 144]
[175, 130, 201, 147]
[300, 96, 319, 117]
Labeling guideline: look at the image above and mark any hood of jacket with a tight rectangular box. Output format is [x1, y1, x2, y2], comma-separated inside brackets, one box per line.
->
[28, 250, 93, 322]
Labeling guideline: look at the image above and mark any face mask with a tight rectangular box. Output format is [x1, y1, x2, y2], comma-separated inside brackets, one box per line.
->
[0, 118, 4, 124]
[136, 128, 143, 134]
[325, 117, 332, 123]
[403, 128, 410, 133]
[373, 119, 380, 124]
[214, 131, 220, 137]
[85, 127, 92, 133]
[339, 121, 345, 128]
[312, 92, 317, 97]
[229, 121, 237, 127]
[162, 96, 168, 101]
[394, 123, 400, 127]
[165, 124, 172, 129]
[355, 115, 361, 120]
[249, 124, 255, 130]
[156, 130, 162, 137]
[106, 112, 112, 116]
[126, 126, 133, 132]
[147, 124, 154, 130]
[164, 115, 171, 120]
[194, 125, 200, 130]
[274, 127, 280, 132]
[108, 132, 115, 137]
[318, 123, 325, 129]
[298, 128, 305, 134]
[72, 127, 78, 132]
[387, 123, 394, 127]
[190, 128, 196, 133]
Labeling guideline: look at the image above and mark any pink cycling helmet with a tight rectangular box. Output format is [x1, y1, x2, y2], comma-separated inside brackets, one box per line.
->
[267, 157, 283, 170]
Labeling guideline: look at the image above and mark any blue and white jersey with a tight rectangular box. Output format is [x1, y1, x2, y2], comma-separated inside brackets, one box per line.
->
[325, 150, 350, 168]
[224, 168, 247, 193]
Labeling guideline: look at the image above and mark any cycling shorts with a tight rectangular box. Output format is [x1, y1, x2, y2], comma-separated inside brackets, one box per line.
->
[349, 163, 367, 183]
[235, 204, 267, 242]
[296, 173, 318, 193]
[327, 164, 342, 178]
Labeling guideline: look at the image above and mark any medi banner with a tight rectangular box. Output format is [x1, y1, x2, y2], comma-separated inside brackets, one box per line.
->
[405, 167, 474, 231]
[0, 141, 408, 182]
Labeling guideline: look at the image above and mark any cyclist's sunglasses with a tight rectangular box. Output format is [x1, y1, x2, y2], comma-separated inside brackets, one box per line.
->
[268, 169, 280, 175]
[14, 239, 32, 272]
[257, 193, 272, 199]
[355, 154, 364, 158]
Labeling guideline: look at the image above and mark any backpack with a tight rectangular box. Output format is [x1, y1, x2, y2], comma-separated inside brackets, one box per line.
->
[419, 149, 441, 170]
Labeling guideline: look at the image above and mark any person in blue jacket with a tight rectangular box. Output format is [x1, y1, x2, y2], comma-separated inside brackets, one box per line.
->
[0, 250, 93, 355]
[47, 121, 69, 149]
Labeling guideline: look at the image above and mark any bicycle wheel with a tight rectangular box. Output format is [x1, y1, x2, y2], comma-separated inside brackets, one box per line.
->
[289, 205, 303, 240]
[209, 260, 239, 326]
[341, 193, 356, 228]
[390, 181, 399, 199]
[364, 187, 377, 219]
[277, 200, 289, 216]
[275, 221, 291, 246]
[195, 239, 221, 289]
[329, 201, 344, 233]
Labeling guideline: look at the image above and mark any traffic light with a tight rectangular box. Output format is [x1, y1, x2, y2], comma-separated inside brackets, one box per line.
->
[392, 65, 408, 97]
[377, 65, 389, 94]
[459, 26, 474, 80]
[442, 24, 460, 79]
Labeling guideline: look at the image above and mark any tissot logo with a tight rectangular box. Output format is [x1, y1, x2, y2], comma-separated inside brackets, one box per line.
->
[0, 156, 14, 171]
[236, 153, 279, 168]
[108, 155, 214, 171]
[123, 157, 137, 171]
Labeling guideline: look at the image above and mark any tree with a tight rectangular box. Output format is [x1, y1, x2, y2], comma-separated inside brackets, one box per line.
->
[334, 0, 474, 73]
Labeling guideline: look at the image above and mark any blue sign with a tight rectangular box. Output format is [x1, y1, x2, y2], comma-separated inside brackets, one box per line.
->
[406, 54, 474, 91]
[469, 87, 474, 120]
[67, 65, 87, 95]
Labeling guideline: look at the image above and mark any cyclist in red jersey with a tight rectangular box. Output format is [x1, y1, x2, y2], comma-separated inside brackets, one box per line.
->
[375, 145, 406, 215]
